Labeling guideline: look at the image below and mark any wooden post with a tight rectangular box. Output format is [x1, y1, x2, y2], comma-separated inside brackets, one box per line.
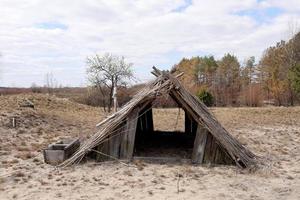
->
[191, 125, 208, 164]
[120, 108, 139, 160]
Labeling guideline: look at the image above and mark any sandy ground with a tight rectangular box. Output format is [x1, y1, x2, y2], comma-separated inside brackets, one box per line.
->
[0, 94, 300, 200]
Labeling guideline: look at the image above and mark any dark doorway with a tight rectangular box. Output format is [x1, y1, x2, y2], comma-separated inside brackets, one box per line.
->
[133, 107, 196, 159]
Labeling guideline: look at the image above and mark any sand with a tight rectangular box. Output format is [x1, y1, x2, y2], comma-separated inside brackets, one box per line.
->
[0, 94, 300, 199]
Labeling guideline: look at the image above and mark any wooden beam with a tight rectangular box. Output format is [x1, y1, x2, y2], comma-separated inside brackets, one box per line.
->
[152, 66, 162, 77]
[191, 125, 208, 164]
[175, 72, 184, 78]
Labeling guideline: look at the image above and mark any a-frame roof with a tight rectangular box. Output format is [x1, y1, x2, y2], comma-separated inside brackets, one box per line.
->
[60, 67, 258, 169]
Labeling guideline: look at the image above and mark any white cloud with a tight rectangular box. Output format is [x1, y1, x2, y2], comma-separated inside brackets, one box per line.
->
[0, 0, 299, 87]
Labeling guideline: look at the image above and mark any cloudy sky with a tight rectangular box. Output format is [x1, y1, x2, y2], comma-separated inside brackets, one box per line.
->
[0, 0, 299, 87]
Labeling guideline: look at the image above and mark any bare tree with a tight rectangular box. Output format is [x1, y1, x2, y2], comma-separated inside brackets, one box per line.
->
[86, 53, 134, 112]
[44, 72, 58, 94]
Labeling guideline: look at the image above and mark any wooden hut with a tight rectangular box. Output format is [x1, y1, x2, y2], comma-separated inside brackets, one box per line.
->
[60, 67, 257, 169]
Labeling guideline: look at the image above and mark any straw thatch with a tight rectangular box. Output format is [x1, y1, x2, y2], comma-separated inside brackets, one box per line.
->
[59, 67, 258, 169]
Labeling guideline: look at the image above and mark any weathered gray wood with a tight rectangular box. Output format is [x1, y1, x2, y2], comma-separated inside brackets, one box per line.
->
[126, 110, 139, 160]
[120, 108, 139, 160]
[109, 124, 124, 158]
[210, 137, 218, 162]
[214, 146, 224, 164]
[203, 133, 213, 164]
[96, 138, 109, 161]
[44, 149, 65, 165]
[44, 138, 80, 165]
[191, 126, 208, 164]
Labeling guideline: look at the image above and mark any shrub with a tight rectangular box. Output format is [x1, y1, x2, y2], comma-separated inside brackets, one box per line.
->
[197, 89, 214, 107]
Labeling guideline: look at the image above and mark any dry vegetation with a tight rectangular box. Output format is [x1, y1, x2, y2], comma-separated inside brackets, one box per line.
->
[0, 94, 300, 199]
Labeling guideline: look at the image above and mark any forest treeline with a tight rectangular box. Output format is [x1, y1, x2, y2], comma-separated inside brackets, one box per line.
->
[172, 31, 300, 106]
[1, 32, 299, 108]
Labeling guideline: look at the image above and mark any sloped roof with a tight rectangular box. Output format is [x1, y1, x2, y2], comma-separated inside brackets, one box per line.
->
[60, 67, 258, 169]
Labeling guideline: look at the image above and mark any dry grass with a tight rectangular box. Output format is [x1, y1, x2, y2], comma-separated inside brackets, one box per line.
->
[153, 108, 185, 132]
[0, 94, 300, 199]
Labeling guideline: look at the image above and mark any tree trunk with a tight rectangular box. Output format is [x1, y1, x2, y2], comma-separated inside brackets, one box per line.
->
[108, 78, 114, 113]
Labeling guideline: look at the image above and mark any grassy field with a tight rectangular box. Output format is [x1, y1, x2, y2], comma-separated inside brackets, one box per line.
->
[0, 94, 299, 199]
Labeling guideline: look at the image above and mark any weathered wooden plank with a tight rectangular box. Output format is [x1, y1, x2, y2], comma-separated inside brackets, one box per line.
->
[220, 146, 235, 165]
[214, 146, 223, 164]
[120, 131, 128, 159]
[120, 108, 139, 160]
[96, 137, 109, 161]
[126, 110, 139, 160]
[191, 125, 208, 164]
[210, 137, 218, 162]
[203, 133, 213, 164]
[109, 123, 125, 159]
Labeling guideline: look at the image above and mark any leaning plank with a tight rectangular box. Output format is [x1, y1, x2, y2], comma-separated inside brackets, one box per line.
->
[191, 125, 208, 164]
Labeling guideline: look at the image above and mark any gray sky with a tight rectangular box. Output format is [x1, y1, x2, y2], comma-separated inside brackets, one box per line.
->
[0, 0, 299, 87]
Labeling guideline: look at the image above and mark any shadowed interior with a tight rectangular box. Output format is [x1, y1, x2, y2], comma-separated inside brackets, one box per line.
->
[134, 131, 196, 158]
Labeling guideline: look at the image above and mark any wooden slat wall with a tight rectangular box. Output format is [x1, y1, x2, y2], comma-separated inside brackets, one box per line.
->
[109, 123, 125, 159]
[137, 103, 153, 134]
[202, 133, 235, 165]
[96, 137, 109, 161]
[120, 108, 139, 160]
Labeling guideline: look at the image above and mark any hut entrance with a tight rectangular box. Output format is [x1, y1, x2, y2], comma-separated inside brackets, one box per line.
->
[133, 104, 197, 160]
